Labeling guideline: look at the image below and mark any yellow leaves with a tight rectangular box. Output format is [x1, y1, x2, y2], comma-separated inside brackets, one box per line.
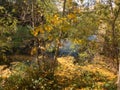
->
[67, 13, 78, 23]
[67, 13, 76, 19]
[31, 24, 53, 36]
[74, 8, 81, 13]
[51, 14, 69, 27]
[51, 14, 62, 26]
[48, 35, 53, 40]
[81, 63, 116, 81]
[56, 56, 80, 79]
[55, 56, 117, 89]
[49, 14, 70, 31]
[61, 17, 67, 21]
[61, 24, 71, 31]
[74, 39, 83, 44]
[31, 30, 37, 37]
[31, 13, 76, 37]
[0, 6, 4, 9]
[61, 26, 69, 31]
[44, 25, 53, 32]
[31, 26, 44, 36]
[54, 14, 59, 20]
[67, 0, 73, 7]
[30, 47, 37, 55]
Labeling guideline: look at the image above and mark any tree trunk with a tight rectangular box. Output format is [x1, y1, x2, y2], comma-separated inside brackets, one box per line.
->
[54, 43, 59, 61]
[109, 1, 120, 70]
[53, 0, 67, 72]
[54, 0, 66, 61]
[63, 0, 66, 16]
[118, 60, 120, 90]
[31, 0, 35, 28]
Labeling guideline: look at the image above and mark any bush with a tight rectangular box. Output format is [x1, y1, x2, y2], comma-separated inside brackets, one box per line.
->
[71, 70, 117, 90]
[0, 46, 12, 65]
[1, 61, 62, 90]
[104, 80, 117, 90]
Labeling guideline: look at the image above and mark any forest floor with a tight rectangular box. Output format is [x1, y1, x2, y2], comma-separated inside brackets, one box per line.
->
[56, 56, 117, 89]
[0, 55, 117, 90]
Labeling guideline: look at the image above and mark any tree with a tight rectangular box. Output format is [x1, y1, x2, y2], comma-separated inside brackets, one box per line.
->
[93, 0, 120, 89]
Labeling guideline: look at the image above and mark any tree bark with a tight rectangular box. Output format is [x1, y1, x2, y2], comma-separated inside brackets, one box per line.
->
[118, 60, 120, 90]
[109, 0, 120, 70]
[53, 0, 67, 72]
[63, 0, 66, 16]
[109, 2, 120, 90]
[54, 0, 67, 61]
[31, 0, 35, 28]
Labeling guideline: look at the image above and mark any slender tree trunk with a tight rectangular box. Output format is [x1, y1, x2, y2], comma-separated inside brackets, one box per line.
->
[118, 60, 120, 90]
[54, 0, 66, 61]
[31, 1, 35, 28]
[63, 0, 66, 17]
[54, 39, 60, 61]
[31, 0, 40, 67]
[53, 0, 67, 71]
[112, 7, 120, 70]
[109, 0, 120, 70]
[109, 2, 120, 90]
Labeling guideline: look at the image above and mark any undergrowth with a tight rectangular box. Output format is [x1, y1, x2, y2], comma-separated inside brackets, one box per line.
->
[0, 56, 117, 90]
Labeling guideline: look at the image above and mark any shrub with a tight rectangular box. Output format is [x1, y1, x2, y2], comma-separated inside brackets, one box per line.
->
[1, 61, 62, 90]
[0, 46, 12, 65]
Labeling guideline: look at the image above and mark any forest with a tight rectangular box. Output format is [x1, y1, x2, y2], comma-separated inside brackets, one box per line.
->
[0, 0, 120, 90]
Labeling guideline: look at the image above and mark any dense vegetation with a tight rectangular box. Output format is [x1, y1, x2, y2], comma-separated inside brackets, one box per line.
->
[0, 0, 120, 90]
